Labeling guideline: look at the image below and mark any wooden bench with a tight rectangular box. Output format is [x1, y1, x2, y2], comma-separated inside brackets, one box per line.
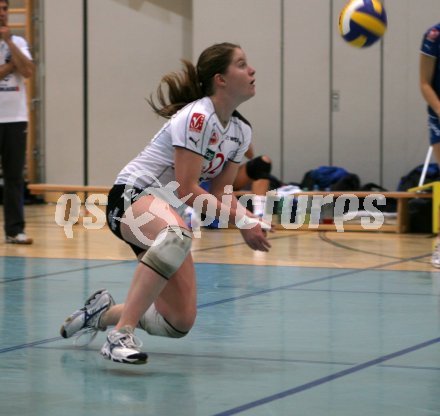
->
[281, 191, 433, 233]
[27, 184, 111, 199]
[27, 184, 111, 222]
[27, 184, 433, 233]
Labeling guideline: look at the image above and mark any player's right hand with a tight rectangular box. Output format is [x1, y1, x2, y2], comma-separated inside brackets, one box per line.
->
[239, 224, 272, 252]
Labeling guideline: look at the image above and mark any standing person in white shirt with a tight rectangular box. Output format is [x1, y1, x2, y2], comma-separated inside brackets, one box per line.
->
[0, 0, 34, 244]
[60, 42, 272, 364]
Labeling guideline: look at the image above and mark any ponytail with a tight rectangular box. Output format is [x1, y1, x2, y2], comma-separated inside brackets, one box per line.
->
[148, 60, 203, 119]
[148, 43, 239, 119]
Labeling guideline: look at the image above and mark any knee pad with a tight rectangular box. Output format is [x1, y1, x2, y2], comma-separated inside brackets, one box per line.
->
[141, 225, 192, 279]
[138, 305, 189, 338]
[245, 156, 272, 180]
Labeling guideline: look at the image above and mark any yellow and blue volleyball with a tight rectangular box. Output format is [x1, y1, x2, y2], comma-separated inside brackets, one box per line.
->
[339, 0, 387, 48]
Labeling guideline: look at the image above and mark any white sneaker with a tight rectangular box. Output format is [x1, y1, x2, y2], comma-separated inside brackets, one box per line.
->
[432, 243, 440, 268]
[5, 233, 33, 244]
[101, 326, 148, 365]
[60, 289, 115, 344]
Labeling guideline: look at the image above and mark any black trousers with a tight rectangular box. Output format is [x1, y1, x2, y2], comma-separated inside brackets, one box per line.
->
[0, 122, 27, 236]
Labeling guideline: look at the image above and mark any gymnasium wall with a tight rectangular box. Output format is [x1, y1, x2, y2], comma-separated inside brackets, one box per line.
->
[44, 0, 193, 185]
[43, 0, 438, 190]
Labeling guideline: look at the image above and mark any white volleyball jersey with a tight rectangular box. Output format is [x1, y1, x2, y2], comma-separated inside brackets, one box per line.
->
[115, 96, 252, 189]
[0, 36, 32, 123]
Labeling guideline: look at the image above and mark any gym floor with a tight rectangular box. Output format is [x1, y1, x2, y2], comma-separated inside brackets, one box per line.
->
[0, 205, 439, 416]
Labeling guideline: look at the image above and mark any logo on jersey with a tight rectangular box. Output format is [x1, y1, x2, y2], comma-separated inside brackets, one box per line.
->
[209, 130, 219, 145]
[427, 28, 440, 42]
[0, 86, 19, 92]
[227, 136, 240, 144]
[204, 148, 215, 161]
[189, 113, 205, 133]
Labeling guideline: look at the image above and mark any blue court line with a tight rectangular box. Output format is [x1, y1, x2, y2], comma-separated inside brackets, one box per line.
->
[0, 265, 355, 355]
[198, 253, 431, 309]
[0, 260, 130, 284]
[211, 336, 440, 416]
[0, 253, 432, 355]
[381, 363, 440, 372]
[286, 287, 440, 297]
[16, 345, 440, 374]
[0, 337, 62, 354]
[151, 352, 440, 372]
[217, 286, 440, 298]
[319, 232, 432, 263]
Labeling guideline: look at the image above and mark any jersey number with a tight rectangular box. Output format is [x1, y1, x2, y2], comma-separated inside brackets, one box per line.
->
[203, 153, 225, 176]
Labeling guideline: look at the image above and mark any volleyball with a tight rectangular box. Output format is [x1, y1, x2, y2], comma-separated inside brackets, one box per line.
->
[338, 0, 387, 48]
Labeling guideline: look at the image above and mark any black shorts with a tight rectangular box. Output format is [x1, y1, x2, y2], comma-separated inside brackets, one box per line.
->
[106, 184, 146, 256]
[429, 115, 440, 145]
